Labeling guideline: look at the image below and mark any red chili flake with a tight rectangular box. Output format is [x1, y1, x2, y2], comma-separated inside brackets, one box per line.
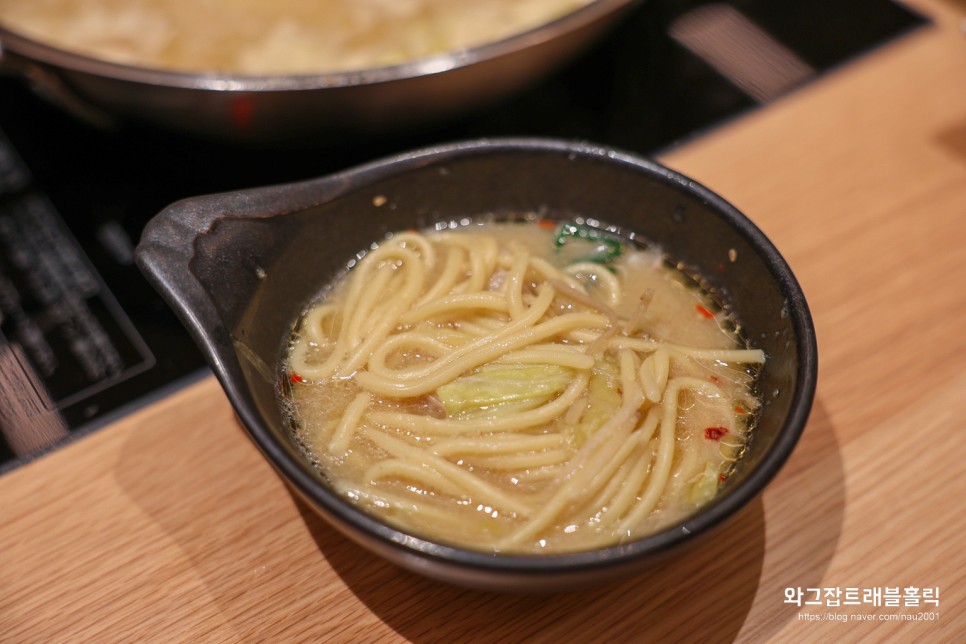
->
[709, 374, 721, 384]
[536, 219, 557, 230]
[734, 405, 746, 415]
[695, 304, 715, 319]
[704, 426, 729, 441]
[290, 373, 304, 384]
[719, 473, 728, 482]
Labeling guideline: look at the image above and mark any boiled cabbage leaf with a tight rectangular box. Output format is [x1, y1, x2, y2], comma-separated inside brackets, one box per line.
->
[436, 363, 573, 418]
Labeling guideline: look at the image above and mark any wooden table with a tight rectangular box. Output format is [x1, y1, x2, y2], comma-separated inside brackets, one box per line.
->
[3, 0, 965, 640]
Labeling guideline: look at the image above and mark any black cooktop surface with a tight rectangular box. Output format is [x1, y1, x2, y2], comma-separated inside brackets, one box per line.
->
[0, 0, 927, 472]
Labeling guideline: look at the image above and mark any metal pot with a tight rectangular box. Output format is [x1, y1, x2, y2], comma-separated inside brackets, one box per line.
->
[0, 1, 641, 146]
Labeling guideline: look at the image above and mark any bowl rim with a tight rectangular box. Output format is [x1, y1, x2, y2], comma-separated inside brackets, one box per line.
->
[137, 136, 818, 577]
[0, 0, 640, 90]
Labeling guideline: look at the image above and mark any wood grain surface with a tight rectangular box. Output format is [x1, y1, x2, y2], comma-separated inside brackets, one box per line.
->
[3, 0, 965, 641]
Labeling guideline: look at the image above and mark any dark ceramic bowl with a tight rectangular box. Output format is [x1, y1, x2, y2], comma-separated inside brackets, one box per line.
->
[135, 138, 817, 592]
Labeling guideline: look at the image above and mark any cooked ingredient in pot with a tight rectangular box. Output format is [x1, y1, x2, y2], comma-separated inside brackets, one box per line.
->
[0, 0, 593, 75]
[284, 220, 764, 554]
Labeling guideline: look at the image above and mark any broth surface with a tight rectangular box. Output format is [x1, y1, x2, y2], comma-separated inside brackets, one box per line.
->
[284, 220, 762, 554]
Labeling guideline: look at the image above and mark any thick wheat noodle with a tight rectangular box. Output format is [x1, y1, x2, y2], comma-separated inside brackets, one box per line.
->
[563, 393, 589, 426]
[364, 429, 535, 516]
[329, 391, 371, 452]
[418, 244, 473, 298]
[421, 325, 479, 346]
[368, 283, 555, 380]
[619, 349, 641, 400]
[464, 245, 491, 293]
[416, 323, 472, 347]
[344, 238, 426, 330]
[288, 294, 374, 378]
[364, 460, 468, 497]
[416, 246, 465, 305]
[561, 388, 642, 477]
[564, 425, 645, 516]
[504, 244, 531, 320]
[596, 407, 662, 524]
[365, 334, 454, 377]
[467, 448, 575, 470]
[346, 266, 396, 343]
[337, 233, 433, 350]
[603, 450, 653, 529]
[583, 455, 633, 519]
[495, 346, 595, 370]
[354, 311, 606, 396]
[304, 418, 339, 446]
[385, 230, 438, 268]
[287, 339, 322, 380]
[433, 232, 499, 292]
[454, 317, 506, 336]
[572, 428, 651, 522]
[528, 256, 584, 291]
[618, 377, 725, 532]
[399, 292, 509, 325]
[336, 247, 427, 376]
[550, 350, 642, 478]
[611, 336, 767, 364]
[640, 347, 670, 403]
[511, 464, 567, 482]
[499, 352, 644, 546]
[430, 312, 605, 378]
[497, 391, 643, 547]
[295, 245, 420, 379]
[337, 484, 465, 527]
[559, 348, 643, 454]
[367, 371, 591, 434]
[430, 433, 566, 456]
[299, 303, 339, 346]
[291, 274, 390, 379]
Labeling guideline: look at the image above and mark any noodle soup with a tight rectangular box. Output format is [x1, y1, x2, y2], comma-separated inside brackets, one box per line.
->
[283, 219, 763, 554]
